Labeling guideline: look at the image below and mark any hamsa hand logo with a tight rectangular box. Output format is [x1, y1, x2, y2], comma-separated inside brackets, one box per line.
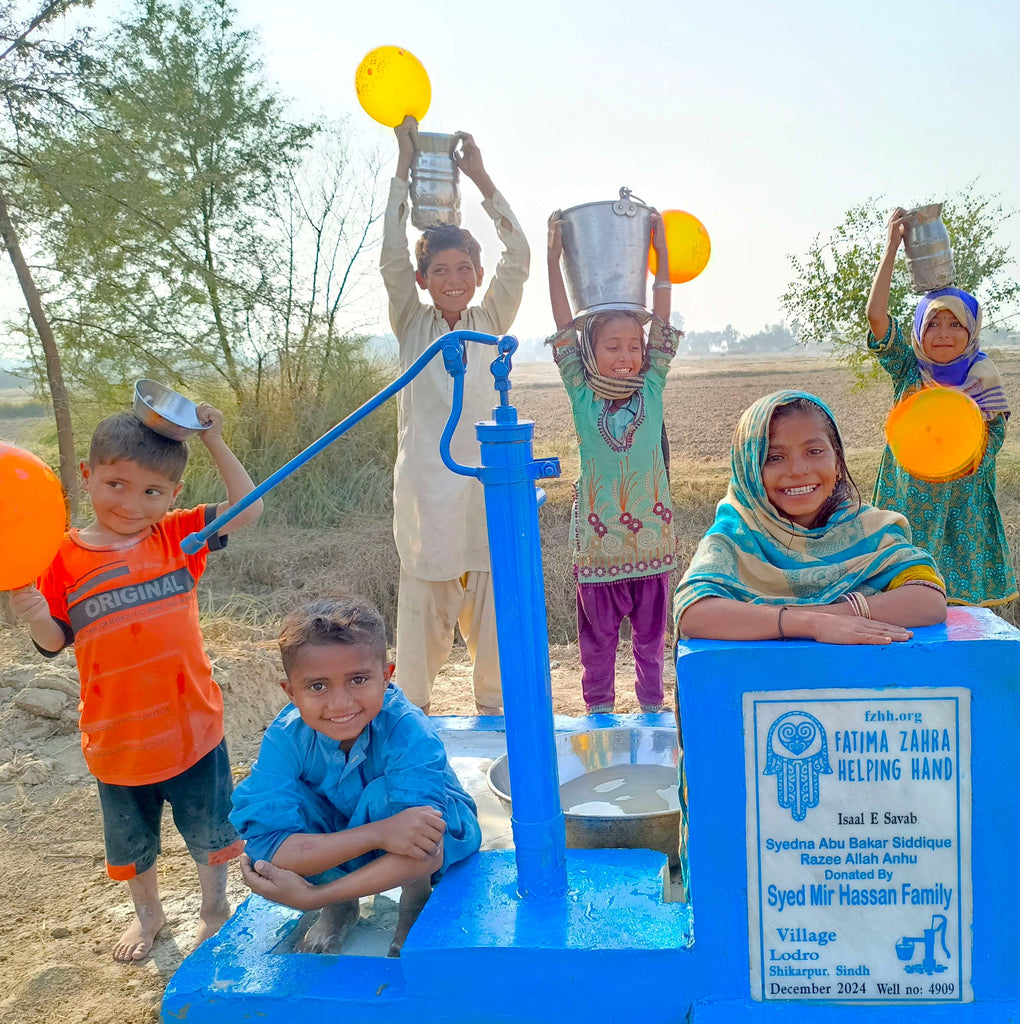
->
[763, 711, 832, 821]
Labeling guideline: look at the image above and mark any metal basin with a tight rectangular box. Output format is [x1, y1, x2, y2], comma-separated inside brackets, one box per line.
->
[486, 726, 682, 865]
[133, 379, 211, 441]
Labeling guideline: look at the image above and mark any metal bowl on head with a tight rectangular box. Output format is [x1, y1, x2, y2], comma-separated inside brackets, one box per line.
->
[487, 726, 682, 865]
[132, 379, 210, 442]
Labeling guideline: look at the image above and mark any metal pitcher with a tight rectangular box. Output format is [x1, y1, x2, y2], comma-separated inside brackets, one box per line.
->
[903, 203, 955, 294]
[409, 132, 461, 229]
[559, 187, 652, 318]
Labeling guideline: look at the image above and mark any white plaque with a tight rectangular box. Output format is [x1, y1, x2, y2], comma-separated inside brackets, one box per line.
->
[745, 688, 971, 1003]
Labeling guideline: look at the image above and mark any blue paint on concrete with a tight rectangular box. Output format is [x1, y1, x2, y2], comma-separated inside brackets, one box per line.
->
[674, 606, 1020, 1018]
[163, 848, 691, 1024]
[163, 608, 1020, 1022]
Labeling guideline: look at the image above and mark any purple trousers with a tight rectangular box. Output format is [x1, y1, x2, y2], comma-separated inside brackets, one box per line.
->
[576, 571, 670, 708]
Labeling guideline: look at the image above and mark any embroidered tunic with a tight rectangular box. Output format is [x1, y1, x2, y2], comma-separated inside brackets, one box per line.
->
[549, 317, 679, 582]
[868, 316, 1016, 606]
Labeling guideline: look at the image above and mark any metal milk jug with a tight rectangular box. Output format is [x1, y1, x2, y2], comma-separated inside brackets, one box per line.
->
[409, 132, 461, 229]
[903, 204, 955, 294]
[559, 187, 652, 318]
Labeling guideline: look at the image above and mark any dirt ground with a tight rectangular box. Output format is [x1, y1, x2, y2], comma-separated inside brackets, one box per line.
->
[0, 626, 614, 1024]
[1, 352, 1018, 1023]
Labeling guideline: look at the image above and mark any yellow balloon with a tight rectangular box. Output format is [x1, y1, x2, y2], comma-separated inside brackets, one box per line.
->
[355, 46, 431, 128]
[649, 209, 711, 284]
[885, 387, 986, 482]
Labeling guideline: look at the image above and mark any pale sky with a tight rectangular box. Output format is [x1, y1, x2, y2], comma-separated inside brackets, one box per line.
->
[232, 0, 1020, 342]
[4, 0, 1018, 361]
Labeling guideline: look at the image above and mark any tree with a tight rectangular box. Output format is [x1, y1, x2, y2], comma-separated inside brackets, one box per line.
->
[25, 0, 317, 405]
[782, 185, 1020, 377]
[729, 322, 797, 355]
[0, 0, 96, 509]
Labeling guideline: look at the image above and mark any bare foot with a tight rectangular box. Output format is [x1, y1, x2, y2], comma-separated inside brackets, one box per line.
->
[297, 899, 359, 954]
[195, 900, 231, 946]
[113, 908, 166, 962]
[388, 879, 431, 958]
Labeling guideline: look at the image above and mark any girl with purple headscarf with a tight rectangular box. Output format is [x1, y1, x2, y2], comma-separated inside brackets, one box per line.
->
[865, 208, 1015, 606]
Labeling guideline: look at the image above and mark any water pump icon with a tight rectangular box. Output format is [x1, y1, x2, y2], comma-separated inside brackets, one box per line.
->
[895, 914, 950, 975]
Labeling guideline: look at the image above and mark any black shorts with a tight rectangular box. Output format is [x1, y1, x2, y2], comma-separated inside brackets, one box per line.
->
[96, 739, 242, 879]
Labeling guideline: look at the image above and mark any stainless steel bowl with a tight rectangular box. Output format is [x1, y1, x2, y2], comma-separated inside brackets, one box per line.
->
[487, 726, 682, 865]
[132, 379, 210, 441]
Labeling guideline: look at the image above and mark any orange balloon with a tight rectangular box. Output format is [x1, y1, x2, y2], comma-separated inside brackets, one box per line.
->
[354, 46, 431, 128]
[649, 209, 711, 284]
[885, 387, 986, 483]
[0, 443, 66, 590]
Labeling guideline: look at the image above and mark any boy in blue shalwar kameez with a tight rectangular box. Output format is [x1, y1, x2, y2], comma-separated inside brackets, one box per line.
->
[231, 595, 480, 956]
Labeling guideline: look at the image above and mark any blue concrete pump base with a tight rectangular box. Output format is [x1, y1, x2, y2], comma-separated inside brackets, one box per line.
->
[686, 999, 1020, 1022]
[162, 848, 693, 1024]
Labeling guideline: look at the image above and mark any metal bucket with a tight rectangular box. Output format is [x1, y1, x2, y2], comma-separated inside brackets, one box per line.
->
[559, 188, 651, 318]
[486, 726, 682, 865]
[904, 203, 955, 294]
[410, 132, 461, 229]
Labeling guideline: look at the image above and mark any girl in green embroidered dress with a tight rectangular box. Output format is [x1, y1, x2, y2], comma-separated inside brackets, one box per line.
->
[865, 208, 1016, 607]
[547, 210, 680, 714]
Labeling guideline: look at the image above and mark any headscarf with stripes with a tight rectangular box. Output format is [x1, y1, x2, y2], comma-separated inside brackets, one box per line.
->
[911, 287, 1009, 419]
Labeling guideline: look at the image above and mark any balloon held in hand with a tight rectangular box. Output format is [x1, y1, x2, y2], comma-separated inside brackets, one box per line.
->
[649, 210, 711, 284]
[0, 443, 66, 590]
[885, 387, 985, 483]
[355, 46, 431, 127]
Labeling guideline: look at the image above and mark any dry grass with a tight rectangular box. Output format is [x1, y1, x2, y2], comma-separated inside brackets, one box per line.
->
[6, 352, 1020, 641]
[192, 351, 1020, 643]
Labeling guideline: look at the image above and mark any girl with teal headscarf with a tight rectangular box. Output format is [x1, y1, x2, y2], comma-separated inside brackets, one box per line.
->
[674, 391, 947, 644]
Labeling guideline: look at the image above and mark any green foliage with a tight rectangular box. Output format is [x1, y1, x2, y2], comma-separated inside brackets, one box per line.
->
[17, 0, 316, 401]
[7, 0, 383, 421]
[0, 0, 97, 158]
[782, 185, 1020, 379]
[58, 334, 399, 529]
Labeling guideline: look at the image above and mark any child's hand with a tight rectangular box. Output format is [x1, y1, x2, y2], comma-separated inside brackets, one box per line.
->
[886, 207, 909, 252]
[8, 585, 52, 625]
[241, 854, 321, 911]
[548, 212, 564, 261]
[394, 115, 418, 160]
[811, 612, 912, 646]
[374, 806, 446, 859]
[453, 132, 484, 180]
[195, 402, 224, 442]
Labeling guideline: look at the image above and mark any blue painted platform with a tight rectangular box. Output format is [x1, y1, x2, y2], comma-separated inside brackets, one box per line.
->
[675, 607, 1020, 1020]
[162, 848, 691, 1023]
[162, 608, 1020, 1023]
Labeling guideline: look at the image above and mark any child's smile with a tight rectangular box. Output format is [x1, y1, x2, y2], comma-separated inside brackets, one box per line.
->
[281, 642, 392, 751]
[762, 409, 838, 527]
[593, 317, 644, 378]
[80, 459, 183, 543]
[416, 247, 484, 322]
[921, 309, 970, 364]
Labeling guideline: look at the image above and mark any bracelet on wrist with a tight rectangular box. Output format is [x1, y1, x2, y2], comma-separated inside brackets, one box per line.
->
[652, 281, 671, 290]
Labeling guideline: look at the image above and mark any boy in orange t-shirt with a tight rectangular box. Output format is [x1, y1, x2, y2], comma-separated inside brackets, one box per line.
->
[10, 406, 263, 962]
